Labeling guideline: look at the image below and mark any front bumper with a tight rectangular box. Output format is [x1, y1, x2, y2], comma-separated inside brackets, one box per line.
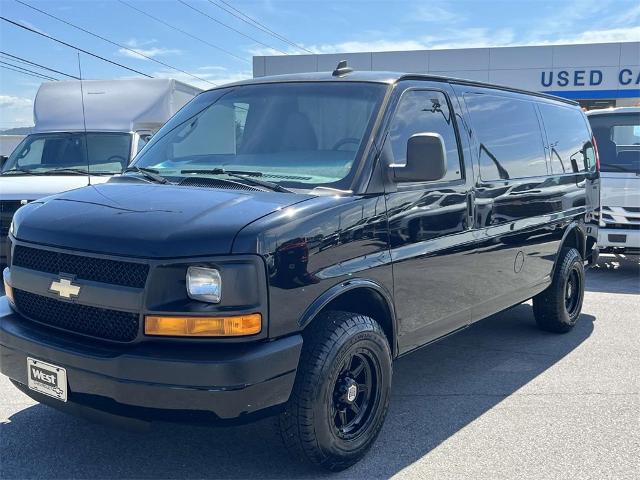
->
[0, 297, 302, 424]
[598, 227, 640, 252]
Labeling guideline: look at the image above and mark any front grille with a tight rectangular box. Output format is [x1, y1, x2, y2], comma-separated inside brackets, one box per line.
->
[0, 200, 23, 235]
[13, 289, 139, 342]
[12, 245, 149, 288]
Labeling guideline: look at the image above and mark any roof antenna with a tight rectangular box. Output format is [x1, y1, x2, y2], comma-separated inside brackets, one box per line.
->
[76, 52, 91, 185]
[332, 60, 353, 77]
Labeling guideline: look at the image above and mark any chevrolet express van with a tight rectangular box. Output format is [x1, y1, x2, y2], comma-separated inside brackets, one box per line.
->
[587, 107, 640, 254]
[1, 66, 599, 471]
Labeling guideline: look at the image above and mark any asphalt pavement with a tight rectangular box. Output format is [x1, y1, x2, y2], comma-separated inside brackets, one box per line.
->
[0, 255, 638, 479]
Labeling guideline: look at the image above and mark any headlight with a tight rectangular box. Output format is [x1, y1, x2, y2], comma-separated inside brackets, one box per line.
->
[186, 266, 221, 303]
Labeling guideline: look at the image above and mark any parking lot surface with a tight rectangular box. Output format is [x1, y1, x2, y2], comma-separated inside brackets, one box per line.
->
[1, 255, 638, 479]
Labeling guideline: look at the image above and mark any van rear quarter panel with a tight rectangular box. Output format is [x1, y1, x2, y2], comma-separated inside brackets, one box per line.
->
[452, 84, 593, 322]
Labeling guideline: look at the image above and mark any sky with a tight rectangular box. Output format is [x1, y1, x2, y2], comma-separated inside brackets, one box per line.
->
[0, 0, 639, 129]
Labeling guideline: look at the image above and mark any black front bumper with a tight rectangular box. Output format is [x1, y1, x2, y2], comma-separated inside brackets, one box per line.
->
[0, 297, 302, 424]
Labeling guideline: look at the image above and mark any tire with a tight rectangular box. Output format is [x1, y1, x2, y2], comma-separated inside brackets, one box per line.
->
[533, 247, 585, 333]
[278, 311, 392, 471]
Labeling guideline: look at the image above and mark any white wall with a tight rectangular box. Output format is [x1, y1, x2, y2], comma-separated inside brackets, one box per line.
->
[255, 42, 640, 102]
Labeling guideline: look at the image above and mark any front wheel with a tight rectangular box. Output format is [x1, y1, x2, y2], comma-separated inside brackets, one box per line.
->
[278, 311, 392, 471]
[533, 247, 585, 333]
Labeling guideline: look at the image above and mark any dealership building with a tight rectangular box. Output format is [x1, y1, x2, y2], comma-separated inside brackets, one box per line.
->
[254, 41, 640, 110]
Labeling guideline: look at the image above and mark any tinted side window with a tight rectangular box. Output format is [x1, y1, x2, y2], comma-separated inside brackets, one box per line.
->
[539, 104, 591, 173]
[465, 93, 547, 180]
[388, 90, 463, 182]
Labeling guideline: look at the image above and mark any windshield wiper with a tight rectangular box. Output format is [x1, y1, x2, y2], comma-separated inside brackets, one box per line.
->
[41, 168, 114, 176]
[2, 167, 114, 176]
[1, 167, 48, 175]
[180, 168, 292, 193]
[123, 166, 170, 184]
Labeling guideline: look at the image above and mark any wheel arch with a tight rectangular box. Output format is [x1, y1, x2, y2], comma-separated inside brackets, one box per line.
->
[552, 222, 586, 276]
[298, 279, 398, 357]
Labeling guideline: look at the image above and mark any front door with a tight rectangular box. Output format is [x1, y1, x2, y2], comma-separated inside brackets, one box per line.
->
[383, 85, 476, 354]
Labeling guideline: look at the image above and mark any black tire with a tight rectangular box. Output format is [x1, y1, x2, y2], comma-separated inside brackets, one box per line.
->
[533, 247, 585, 333]
[278, 311, 392, 471]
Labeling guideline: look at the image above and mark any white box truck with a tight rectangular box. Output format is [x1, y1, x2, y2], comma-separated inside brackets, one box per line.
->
[588, 107, 640, 255]
[0, 78, 201, 263]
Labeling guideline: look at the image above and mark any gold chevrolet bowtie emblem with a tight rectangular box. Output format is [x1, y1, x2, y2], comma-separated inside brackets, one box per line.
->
[49, 278, 81, 299]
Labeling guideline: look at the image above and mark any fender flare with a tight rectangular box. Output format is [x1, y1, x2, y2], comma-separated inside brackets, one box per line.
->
[297, 278, 398, 355]
[551, 221, 585, 277]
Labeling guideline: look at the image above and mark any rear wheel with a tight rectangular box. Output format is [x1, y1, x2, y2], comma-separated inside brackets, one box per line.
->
[278, 311, 392, 471]
[533, 247, 584, 333]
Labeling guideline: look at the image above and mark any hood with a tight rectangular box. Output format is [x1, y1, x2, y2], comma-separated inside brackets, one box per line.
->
[0, 175, 110, 201]
[12, 183, 312, 258]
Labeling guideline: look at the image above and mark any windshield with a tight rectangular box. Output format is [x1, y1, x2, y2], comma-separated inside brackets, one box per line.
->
[1, 132, 131, 175]
[590, 113, 640, 174]
[132, 82, 386, 189]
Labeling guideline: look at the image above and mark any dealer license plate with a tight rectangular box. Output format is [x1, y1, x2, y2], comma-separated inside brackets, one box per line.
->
[27, 357, 67, 402]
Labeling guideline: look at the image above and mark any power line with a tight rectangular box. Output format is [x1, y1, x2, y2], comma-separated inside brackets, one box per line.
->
[0, 51, 80, 79]
[13, 0, 217, 86]
[178, 0, 288, 55]
[208, 0, 313, 54]
[0, 63, 57, 81]
[0, 16, 153, 78]
[117, 0, 250, 64]
[0, 59, 58, 80]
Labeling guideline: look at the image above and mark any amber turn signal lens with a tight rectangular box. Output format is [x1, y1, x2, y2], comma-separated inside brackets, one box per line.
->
[3, 279, 14, 304]
[144, 314, 262, 337]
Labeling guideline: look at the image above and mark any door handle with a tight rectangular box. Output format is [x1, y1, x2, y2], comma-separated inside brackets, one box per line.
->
[466, 191, 475, 229]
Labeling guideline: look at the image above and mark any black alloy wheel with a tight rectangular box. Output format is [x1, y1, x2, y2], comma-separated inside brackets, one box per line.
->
[533, 247, 585, 333]
[279, 311, 392, 471]
[564, 267, 582, 317]
[331, 349, 381, 440]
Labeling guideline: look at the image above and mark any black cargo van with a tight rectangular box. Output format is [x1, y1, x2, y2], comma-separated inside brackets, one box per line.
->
[1, 67, 599, 471]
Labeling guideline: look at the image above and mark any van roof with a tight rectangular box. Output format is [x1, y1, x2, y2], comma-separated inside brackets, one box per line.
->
[586, 107, 640, 116]
[220, 70, 579, 106]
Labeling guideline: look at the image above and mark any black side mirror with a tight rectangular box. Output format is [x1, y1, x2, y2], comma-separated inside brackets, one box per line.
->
[391, 133, 447, 183]
[0, 155, 7, 169]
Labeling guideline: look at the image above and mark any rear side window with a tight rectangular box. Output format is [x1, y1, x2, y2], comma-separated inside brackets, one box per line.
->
[539, 104, 591, 174]
[387, 90, 463, 182]
[589, 112, 640, 174]
[465, 93, 547, 180]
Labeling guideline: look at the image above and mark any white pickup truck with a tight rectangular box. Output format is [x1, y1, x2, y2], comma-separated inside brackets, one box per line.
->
[587, 107, 640, 255]
[0, 78, 201, 263]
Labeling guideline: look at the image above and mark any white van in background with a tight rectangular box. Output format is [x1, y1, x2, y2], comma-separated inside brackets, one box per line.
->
[587, 107, 640, 255]
[0, 78, 202, 263]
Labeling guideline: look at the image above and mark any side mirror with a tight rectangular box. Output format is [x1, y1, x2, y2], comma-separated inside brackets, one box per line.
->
[390, 133, 447, 183]
[0, 155, 7, 169]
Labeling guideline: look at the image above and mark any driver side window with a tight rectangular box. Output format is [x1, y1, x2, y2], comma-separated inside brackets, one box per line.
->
[388, 90, 463, 182]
